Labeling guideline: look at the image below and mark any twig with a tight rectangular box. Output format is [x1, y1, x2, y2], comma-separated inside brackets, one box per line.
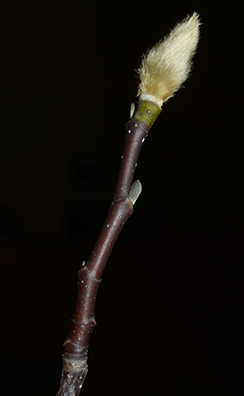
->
[57, 102, 161, 395]
[56, 12, 200, 395]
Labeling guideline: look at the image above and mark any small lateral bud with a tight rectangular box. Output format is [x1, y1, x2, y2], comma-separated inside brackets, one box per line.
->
[129, 180, 142, 205]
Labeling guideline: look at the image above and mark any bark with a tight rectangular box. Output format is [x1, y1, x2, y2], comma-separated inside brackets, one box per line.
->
[57, 101, 161, 395]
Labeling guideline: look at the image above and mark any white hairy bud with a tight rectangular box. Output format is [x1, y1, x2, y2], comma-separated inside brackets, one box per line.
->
[137, 12, 200, 107]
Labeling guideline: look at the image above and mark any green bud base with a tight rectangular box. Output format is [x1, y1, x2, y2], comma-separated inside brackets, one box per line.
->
[133, 100, 161, 128]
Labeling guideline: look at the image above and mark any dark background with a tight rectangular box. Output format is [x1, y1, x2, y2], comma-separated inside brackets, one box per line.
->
[0, 1, 243, 395]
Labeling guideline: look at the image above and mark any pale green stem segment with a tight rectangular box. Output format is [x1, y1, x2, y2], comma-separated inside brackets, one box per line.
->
[133, 100, 162, 128]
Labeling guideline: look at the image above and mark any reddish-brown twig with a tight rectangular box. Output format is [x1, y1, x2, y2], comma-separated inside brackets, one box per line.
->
[57, 13, 200, 394]
[56, 103, 161, 395]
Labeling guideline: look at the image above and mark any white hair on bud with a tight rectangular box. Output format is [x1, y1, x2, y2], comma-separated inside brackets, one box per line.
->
[137, 12, 200, 107]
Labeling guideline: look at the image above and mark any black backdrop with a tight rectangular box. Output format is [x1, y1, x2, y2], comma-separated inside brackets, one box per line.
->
[0, 1, 243, 395]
